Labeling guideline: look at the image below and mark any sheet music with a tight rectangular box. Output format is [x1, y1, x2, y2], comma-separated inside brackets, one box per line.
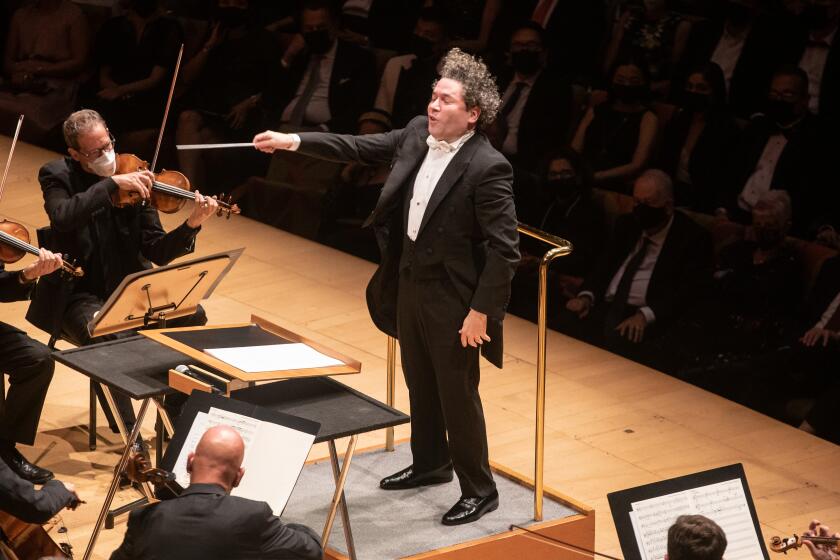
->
[629, 479, 763, 560]
[171, 407, 315, 515]
[205, 343, 343, 373]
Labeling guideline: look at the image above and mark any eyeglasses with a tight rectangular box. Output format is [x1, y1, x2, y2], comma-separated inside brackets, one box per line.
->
[77, 133, 116, 159]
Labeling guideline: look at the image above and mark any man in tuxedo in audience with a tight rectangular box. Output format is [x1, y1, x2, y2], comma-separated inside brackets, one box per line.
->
[0, 252, 63, 484]
[491, 21, 573, 172]
[262, 0, 376, 135]
[253, 48, 519, 526]
[562, 169, 714, 368]
[109, 426, 321, 560]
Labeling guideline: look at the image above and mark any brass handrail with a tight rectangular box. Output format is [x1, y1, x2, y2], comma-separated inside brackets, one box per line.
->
[382, 223, 573, 522]
[517, 223, 573, 521]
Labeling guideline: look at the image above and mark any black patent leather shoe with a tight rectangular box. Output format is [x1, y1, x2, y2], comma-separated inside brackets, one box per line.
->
[442, 490, 499, 525]
[0, 447, 54, 485]
[379, 464, 453, 490]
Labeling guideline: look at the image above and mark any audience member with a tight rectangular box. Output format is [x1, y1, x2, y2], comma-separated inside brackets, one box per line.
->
[510, 148, 605, 321]
[723, 65, 831, 235]
[679, 0, 782, 118]
[490, 21, 573, 171]
[572, 59, 658, 192]
[86, 0, 183, 153]
[175, 0, 279, 193]
[374, 6, 450, 129]
[603, 0, 692, 94]
[261, 0, 376, 135]
[561, 169, 713, 368]
[658, 62, 740, 211]
[0, 0, 89, 144]
[803, 520, 840, 560]
[666, 514, 727, 560]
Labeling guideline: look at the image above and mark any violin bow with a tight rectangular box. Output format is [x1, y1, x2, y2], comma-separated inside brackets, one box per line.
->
[150, 43, 184, 173]
[0, 114, 24, 203]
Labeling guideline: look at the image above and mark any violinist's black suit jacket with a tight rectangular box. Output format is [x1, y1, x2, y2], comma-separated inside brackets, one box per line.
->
[0, 458, 73, 524]
[296, 116, 519, 497]
[109, 484, 322, 560]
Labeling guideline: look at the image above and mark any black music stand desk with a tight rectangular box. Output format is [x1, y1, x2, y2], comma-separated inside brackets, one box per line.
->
[53, 335, 409, 560]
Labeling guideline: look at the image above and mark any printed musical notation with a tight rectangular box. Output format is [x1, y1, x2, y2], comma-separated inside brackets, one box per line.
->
[629, 479, 763, 560]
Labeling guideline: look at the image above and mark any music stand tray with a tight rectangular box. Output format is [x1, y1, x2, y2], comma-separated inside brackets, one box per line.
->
[88, 248, 243, 338]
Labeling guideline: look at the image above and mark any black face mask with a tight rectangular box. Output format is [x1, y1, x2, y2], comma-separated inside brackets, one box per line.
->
[304, 29, 334, 55]
[725, 2, 753, 27]
[801, 4, 831, 30]
[611, 83, 647, 105]
[766, 98, 798, 126]
[408, 34, 435, 59]
[215, 7, 248, 28]
[130, 0, 158, 18]
[754, 227, 784, 250]
[511, 50, 542, 76]
[682, 91, 712, 113]
[633, 203, 668, 230]
[545, 176, 580, 199]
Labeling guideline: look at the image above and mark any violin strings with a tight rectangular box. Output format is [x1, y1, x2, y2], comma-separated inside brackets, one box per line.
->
[0, 230, 38, 255]
[151, 181, 231, 207]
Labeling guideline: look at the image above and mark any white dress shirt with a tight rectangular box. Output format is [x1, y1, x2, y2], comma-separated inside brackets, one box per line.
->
[500, 73, 538, 156]
[710, 26, 749, 93]
[815, 290, 840, 330]
[580, 216, 674, 324]
[738, 133, 787, 211]
[799, 26, 837, 115]
[374, 54, 417, 116]
[281, 41, 337, 126]
[406, 131, 474, 241]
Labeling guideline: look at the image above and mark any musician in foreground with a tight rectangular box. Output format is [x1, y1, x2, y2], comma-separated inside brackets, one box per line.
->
[254, 48, 519, 525]
[0, 450, 81, 524]
[26, 109, 218, 435]
[0, 251, 63, 484]
[109, 425, 322, 560]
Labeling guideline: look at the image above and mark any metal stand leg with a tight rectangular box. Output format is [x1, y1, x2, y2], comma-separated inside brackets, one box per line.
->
[322, 435, 357, 554]
[89, 381, 97, 451]
[82, 397, 151, 560]
[329, 441, 357, 560]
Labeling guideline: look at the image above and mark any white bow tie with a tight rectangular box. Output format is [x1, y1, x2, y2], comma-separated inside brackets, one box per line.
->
[426, 136, 457, 152]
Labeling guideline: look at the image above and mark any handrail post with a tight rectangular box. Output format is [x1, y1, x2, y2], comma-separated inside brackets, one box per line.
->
[517, 223, 573, 522]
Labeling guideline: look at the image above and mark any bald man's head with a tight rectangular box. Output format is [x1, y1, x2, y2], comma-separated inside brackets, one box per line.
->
[186, 426, 246, 492]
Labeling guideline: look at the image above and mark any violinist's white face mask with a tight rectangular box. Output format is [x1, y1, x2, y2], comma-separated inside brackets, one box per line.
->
[88, 148, 116, 177]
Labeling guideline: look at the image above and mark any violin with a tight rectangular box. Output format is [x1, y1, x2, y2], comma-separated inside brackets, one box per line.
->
[125, 448, 181, 497]
[0, 114, 83, 278]
[770, 534, 840, 554]
[110, 152, 240, 218]
[0, 219, 83, 278]
[0, 513, 73, 559]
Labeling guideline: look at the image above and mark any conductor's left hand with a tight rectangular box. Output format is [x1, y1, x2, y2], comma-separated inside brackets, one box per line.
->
[459, 309, 490, 348]
[186, 190, 219, 228]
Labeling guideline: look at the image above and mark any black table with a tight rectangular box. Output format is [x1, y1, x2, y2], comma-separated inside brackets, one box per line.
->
[54, 335, 408, 560]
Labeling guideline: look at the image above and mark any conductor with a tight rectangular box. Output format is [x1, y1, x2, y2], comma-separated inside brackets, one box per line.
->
[254, 48, 519, 525]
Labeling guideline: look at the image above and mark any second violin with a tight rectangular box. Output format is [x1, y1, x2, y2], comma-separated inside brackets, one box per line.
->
[111, 153, 240, 218]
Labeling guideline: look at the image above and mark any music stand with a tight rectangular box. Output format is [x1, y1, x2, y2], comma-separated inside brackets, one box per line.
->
[88, 248, 243, 338]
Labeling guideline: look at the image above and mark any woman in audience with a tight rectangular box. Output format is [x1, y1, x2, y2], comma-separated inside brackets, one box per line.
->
[571, 58, 658, 192]
[603, 0, 692, 95]
[87, 0, 183, 153]
[0, 0, 89, 143]
[659, 62, 740, 212]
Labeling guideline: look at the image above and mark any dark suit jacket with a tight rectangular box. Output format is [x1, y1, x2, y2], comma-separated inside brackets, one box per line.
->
[806, 254, 840, 326]
[0, 459, 72, 523]
[581, 211, 713, 325]
[497, 70, 573, 166]
[26, 157, 199, 336]
[0, 263, 34, 340]
[109, 483, 322, 560]
[296, 116, 520, 368]
[783, 27, 840, 126]
[263, 40, 376, 134]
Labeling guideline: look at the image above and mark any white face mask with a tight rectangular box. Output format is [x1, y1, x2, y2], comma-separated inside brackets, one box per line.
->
[87, 148, 116, 177]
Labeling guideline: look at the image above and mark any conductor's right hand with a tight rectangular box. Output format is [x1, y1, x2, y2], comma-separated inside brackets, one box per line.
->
[253, 131, 294, 153]
[565, 296, 592, 319]
[112, 170, 153, 200]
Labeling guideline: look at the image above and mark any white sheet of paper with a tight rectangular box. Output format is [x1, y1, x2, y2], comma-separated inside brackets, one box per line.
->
[171, 407, 315, 515]
[629, 479, 764, 560]
[205, 343, 343, 373]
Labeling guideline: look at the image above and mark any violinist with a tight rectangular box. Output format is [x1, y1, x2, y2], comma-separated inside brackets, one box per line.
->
[0, 250, 63, 484]
[26, 109, 218, 437]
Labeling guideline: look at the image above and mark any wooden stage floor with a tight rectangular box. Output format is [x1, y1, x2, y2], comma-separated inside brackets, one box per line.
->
[1, 137, 837, 559]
